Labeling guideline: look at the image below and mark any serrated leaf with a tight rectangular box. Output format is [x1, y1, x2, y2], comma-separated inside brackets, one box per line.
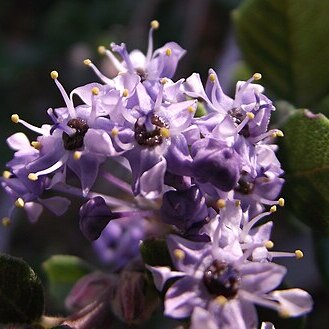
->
[233, 0, 329, 113]
[0, 254, 44, 324]
[42, 255, 93, 304]
[280, 109, 329, 232]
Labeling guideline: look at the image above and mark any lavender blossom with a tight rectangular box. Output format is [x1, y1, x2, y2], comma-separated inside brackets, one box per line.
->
[148, 234, 312, 329]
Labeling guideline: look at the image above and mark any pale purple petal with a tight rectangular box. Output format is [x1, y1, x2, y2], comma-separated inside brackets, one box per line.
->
[164, 276, 206, 318]
[240, 262, 286, 293]
[270, 289, 313, 317]
[7, 132, 31, 150]
[167, 234, 209, 276]
[190, 307, 217, 329]
[145, 265, 185, 291]
[39, 196, 71, 216]
[24, 201, 43, 223]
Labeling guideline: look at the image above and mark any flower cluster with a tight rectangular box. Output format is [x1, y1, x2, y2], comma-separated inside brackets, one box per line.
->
[1, 21, 312, 328]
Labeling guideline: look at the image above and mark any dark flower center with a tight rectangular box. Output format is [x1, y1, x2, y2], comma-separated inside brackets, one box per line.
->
[203, 260, 240, 298]
[235, 172, 254, 195]
[134, 114, 168, 147]
[136, 68, 147, 82]
[228, 108, 250, 138]
[62, 118, 89, 150]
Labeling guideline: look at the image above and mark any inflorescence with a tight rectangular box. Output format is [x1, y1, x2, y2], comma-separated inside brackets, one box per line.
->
[1, 20, 312, 329]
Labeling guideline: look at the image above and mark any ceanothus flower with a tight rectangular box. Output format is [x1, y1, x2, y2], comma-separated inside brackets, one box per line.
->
[97, 21, 185, 88]
[11, 71, 126, 196]
[103, 79, 197, 198]
[147, 233, 312, 329]
[184, 69, 280, 143]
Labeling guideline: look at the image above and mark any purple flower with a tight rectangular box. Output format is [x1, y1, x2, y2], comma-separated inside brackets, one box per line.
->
[98, 20, 186, 85]
[148, 233, 312, 329]
[191, 138, 241, 192]
[160, 185, 208, 231]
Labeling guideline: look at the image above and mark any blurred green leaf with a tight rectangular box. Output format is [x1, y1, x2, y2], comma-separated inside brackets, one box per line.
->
[280, 109, 329, 232]
[0, 254, 44, 324]
[42, 255, 93, 304]
[233, 0, 329, 113]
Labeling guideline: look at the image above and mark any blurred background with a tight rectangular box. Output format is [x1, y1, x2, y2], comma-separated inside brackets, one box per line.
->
[0, 0, 327, 328]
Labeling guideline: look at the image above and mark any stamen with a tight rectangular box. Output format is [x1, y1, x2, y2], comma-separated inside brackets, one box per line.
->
[295, 249, 304, 259]
[275, 130, 284, 137]
[91, 87, 100, 95]
[173, 249, 185, 260]
[216, 199, 226, 209]
[241, 209, 273, 240]
[165, 48, 172, 56]
[111, 128, 119, 137]
[28, 173, 38, 181]
[146, 20, 159, 64]
[236, 112, 254, 134]
[251, 129, 283, 143]
[215, 295, 228, 305]
[51, 71, 76, 119]
[83, 59, 113, 85]
[2, 217, 11, 227]
[265, 240, 274, 249]
[73, 151, 82, 160]
[11, 115, 47, 135]
[83, 59, 92, 65]
[2, 171, 12, 179]
[15, 198, 25, 208]
[187, 106, 195, 114]
[150, 20, 160, 30]
[268, 249, 304, 260]
[122, 88, 129, 97]
[31, 141, 41, 150]
[270, 205, 277, 213]
[50, 70, 59, 79]
[11, 114, 19, 123]
[32, 154, 69, 178]
[258, 197, 283, 206]
[98, 46, 106, 55]
[101, 48, 126, 73]
[253, 73, 262, 80]
[160, 127, 170, 138]
[235, 200, 241, 207]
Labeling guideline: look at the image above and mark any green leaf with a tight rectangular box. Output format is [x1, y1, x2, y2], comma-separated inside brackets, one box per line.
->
[233, 0, 329, 112]
[0, 254, 44, 324]
[42, 255, 93, 304]
[280, 109, 329, 232]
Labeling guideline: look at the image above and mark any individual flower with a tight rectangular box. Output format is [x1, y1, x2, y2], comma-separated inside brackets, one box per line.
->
[12, 71, 124, 197]
[97, 21, 186, 88]
[147, 233, 312, 329]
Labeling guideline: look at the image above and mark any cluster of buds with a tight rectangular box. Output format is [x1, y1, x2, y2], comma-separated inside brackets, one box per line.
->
[1, 21, 312, 328]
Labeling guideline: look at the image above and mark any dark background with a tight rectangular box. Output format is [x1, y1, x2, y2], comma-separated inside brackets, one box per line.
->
[0, 1, 326, 328]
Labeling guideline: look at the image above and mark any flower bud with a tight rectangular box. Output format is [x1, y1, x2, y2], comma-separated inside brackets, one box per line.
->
[111, 271, 159, 324]
[191, 138, 241, 192]
[160, 185, 208, 231]
[79, 197, 115, 241]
